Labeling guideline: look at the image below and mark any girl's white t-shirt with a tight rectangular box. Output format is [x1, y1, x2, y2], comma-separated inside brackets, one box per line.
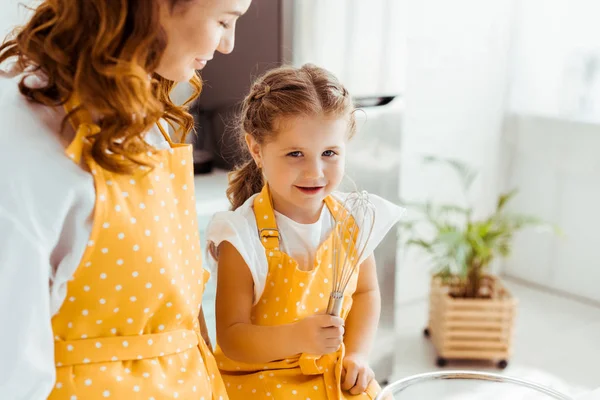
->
[205, 192, 406, 303]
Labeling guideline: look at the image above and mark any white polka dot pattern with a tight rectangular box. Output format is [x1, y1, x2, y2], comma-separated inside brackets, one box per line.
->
[52, 104, 227, 399]
[213, 185, 379, 399]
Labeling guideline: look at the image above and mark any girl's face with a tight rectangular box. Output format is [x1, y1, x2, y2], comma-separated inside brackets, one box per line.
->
[246, 114, 350, 223]
[156, 0, 251, 82]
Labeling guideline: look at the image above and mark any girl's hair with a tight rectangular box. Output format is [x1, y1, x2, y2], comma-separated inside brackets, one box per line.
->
[227, 64, 356, 210]
[0, 0, 200, 174]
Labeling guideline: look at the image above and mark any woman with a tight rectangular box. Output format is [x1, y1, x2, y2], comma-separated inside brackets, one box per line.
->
[0, 0, 251, 398]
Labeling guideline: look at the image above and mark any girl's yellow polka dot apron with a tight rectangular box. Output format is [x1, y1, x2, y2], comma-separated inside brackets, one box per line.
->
[214, 185, 381, 399]
[48, 99, 228, 399]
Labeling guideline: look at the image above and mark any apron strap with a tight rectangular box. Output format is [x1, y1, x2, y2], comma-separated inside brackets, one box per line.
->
[63, 95, 100, 164]
[156, 120, 175, 145]
[323, 195, 350, 223]
[62, 97, 173, 165]
[253, 184, 281, 251]
[253, 186, 355, 252]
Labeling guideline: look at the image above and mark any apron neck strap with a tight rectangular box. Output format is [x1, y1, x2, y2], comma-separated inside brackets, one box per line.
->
[253, 184, 281, 251]
[253, 186, 350, 251]
[63, 95, 100, 164]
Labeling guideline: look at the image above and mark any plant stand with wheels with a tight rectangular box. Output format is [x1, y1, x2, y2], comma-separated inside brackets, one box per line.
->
[424, 277, 517, 369]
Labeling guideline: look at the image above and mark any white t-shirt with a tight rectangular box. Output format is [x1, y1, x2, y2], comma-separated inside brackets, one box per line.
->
[0, 71, 171, 399]
[205, 192, 406, 304]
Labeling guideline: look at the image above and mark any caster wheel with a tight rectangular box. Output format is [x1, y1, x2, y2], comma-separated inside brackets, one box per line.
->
[436, 357, 447, 367]
[423, 328, 430, 338]
[497, 360, 508, 369]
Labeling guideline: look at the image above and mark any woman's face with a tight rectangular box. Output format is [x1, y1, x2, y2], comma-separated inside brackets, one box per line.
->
[156, 0, 251, 82]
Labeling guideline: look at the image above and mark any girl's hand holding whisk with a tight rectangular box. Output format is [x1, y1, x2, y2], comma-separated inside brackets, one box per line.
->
[293, 314, 345, 355]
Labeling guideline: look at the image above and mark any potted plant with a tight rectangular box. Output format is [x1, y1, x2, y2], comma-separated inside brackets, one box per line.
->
[400, 156, 557, 369]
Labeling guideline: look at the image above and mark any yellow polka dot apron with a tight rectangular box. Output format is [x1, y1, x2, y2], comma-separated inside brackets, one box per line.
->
[48, 98, 228, 399]
[213, 185, 381, 399]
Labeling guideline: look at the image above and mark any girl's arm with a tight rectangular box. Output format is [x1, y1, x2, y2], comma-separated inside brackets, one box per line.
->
[341, 253, 381, 394]
[215, 241, 344, 364]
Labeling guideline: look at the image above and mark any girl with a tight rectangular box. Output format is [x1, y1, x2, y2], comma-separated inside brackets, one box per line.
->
[0, 0, 251, 398]
[206, 64, 405, 399]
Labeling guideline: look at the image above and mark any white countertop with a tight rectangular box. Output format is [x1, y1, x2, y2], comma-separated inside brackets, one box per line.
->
[194, 169, 231, 231]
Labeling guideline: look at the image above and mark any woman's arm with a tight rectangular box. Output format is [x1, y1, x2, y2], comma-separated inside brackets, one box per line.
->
[0, 212, 56, 399]
[198, 306, 213, 352]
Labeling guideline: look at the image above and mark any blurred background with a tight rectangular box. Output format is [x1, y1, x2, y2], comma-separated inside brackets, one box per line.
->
[3, 0, 600, 397]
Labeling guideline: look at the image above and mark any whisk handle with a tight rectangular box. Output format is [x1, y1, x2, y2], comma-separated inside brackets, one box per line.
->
[326, 293, 344, 317]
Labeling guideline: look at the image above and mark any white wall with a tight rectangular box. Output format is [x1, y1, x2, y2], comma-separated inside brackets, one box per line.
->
[508, 0, 600, 123]
[292, 0, 406, 98]
[502, 115, 600, 303]
[1, 1, 34, 41]
[397, 0, 516, 304]
[501, 0, 600, 303]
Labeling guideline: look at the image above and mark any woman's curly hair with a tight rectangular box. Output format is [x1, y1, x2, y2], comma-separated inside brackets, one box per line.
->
[0, 0, 201, 174]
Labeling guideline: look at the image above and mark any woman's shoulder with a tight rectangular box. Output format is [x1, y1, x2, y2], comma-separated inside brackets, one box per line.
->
[0, 73, 84, 180]
[0, 72, 95, 245]
[0, 72, 66, 149]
